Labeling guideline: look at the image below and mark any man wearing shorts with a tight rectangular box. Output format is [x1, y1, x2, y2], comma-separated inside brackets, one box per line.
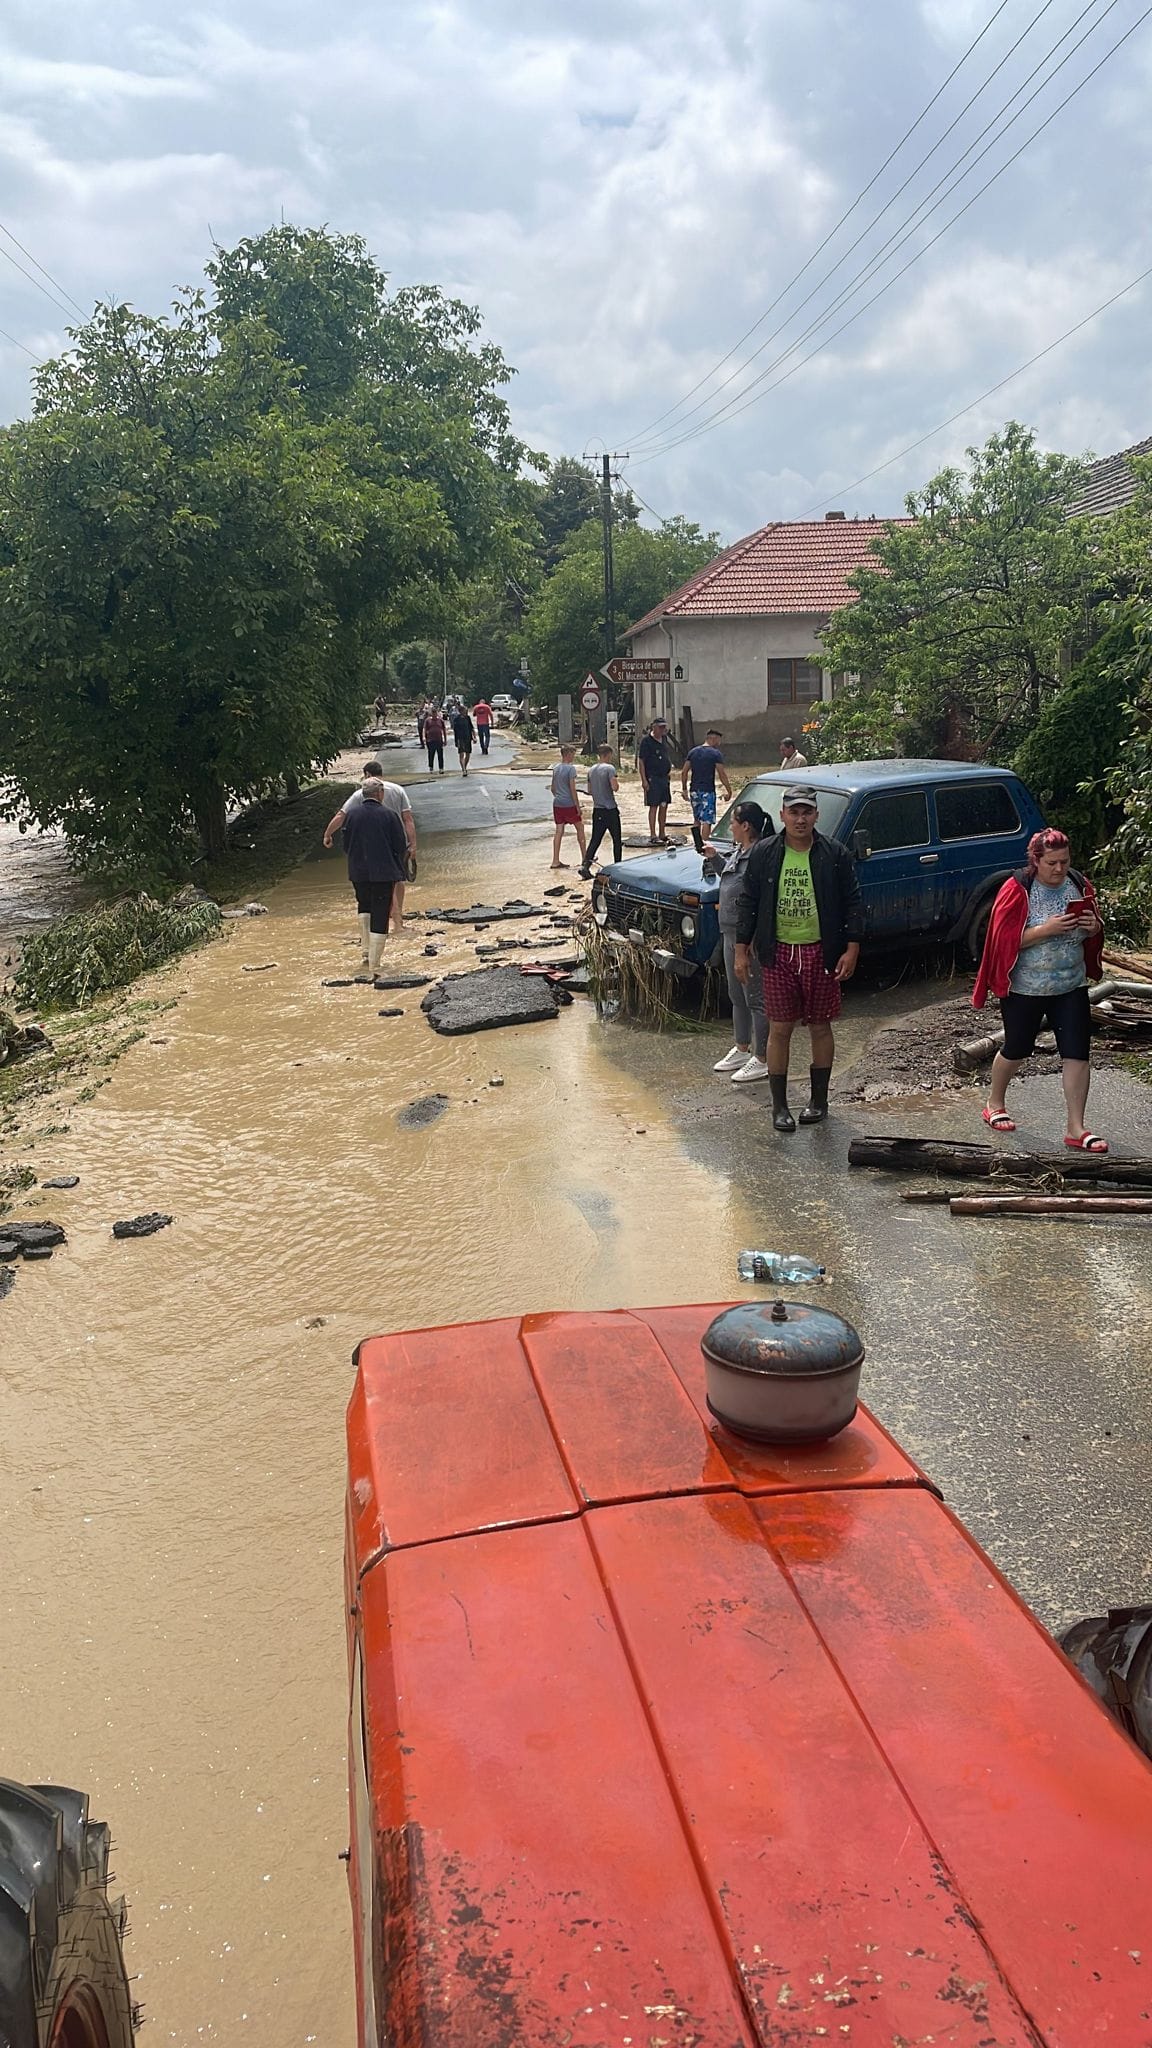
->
[734, 785, 862, 1132]
[681, 727, 732, 853]
[638, 718, 674, 844]
[550, 744, 587, 869]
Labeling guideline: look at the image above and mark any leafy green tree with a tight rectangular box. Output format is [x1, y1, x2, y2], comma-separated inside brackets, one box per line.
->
[391, 644, 431, 699]
[531, 457, 638, 571]
[0, 227, 526, 876]
[521, 516, 718, 701]
[818, 423, 1094, 760]
[1013, 619, 1132, 850]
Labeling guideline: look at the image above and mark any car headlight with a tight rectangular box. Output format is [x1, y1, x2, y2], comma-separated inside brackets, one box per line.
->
[680, 913, 697, 939]
[593, 889, 609, 927]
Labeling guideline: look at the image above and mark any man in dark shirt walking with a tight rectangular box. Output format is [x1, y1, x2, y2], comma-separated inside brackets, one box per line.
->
[638, 718, 674, 844]
[339, 780, 409, 978]
[681, 727, 732, 853]
[452, 707, 475, 776]
[734, 785, 862, 1132]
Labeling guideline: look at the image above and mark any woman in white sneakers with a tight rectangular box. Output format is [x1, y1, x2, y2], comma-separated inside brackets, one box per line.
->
[711, 800, 771, 1085]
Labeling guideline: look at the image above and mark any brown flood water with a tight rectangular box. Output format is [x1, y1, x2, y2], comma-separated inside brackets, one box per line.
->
[0, 824, 768, 2045]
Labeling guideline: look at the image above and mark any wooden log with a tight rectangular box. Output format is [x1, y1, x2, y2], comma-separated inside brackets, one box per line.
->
[1102, 947, 1152, 981]
[950, 1194, 1152, 1216]
[848, 1136, 1152, 1186]
[952, 980, 1124, 1072]
[900, 1189, 955, 1204]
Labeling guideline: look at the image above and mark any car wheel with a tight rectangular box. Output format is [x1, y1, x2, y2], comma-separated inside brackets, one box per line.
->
[0, 1781, 136, 2047]
[964, 893, 995, 967]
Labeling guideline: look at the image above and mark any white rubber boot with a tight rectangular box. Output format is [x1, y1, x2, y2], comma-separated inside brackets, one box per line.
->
[368, 931, 387, 976]
[357, 912, 371, 962]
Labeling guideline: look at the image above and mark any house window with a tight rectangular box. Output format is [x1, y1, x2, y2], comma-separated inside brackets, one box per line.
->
[768, 659, 822, 705]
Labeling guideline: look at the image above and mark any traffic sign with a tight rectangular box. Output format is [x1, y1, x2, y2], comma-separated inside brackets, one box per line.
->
[601, 656, 671, 686]
[580, 674, 602, 713]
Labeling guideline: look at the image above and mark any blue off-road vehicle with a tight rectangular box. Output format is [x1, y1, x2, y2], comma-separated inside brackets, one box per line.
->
[589, 760, 1046, 984]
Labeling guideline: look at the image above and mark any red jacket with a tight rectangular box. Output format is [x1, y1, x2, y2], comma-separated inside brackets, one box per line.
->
[973, 869, 1104, 1008]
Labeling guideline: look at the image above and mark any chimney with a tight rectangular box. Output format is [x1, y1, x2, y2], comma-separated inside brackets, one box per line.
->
[825, 509, 846, 521]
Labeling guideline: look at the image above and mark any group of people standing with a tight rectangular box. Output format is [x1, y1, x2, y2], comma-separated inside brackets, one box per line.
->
[417, 698, 495, 775]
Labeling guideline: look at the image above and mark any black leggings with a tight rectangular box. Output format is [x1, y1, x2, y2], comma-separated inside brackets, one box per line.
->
[353, 879, 395, 933]
[427, 741, 444, 772]
[999, 986, 1091, 1062]
[586, 806, 622, 865]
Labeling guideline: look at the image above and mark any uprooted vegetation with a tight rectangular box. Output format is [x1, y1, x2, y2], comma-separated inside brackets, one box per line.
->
[580, 911, 721, 1030]
[14, 895, 223, 1012]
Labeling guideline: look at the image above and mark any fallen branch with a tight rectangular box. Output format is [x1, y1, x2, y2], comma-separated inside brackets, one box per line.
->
[848, 1135, 1152, 1186]
[950, 1194, 1152, 1216]
[1102, 947, 1152, 981]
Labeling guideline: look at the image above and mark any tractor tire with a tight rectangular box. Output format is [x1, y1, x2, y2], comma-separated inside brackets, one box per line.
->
[0, 1780, 136, 2048]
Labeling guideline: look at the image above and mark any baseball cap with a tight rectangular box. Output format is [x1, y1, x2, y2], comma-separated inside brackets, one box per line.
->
[781, 784, 818, 807]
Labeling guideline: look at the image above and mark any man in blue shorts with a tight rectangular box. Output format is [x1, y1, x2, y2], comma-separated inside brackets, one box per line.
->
[682, 727, 732, 853]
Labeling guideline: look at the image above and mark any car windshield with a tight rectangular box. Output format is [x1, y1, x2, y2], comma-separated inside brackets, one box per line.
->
[711, 778, 852, 845]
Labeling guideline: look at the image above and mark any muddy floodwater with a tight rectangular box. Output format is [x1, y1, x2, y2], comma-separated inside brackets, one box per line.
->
[4, 791, 1152, 2043]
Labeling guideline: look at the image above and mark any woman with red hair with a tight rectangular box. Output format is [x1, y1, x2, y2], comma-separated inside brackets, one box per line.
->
[973, 827, 1106, 1150]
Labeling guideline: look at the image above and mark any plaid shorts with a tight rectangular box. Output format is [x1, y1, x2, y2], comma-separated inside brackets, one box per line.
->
[762, 942, 842, 1024]
[690, 789, 717, 824]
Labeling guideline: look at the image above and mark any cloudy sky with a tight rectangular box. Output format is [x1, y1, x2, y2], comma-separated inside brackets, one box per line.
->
[3, 0, 1151, 541]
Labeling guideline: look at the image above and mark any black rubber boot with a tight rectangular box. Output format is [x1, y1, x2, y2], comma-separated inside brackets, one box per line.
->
[691, 823, 704, 853]
[799, 1064, 832, 1124]
[769, 1074, 796, 1133]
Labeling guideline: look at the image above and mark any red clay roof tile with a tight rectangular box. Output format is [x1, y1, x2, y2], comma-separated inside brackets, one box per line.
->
[627, 515, 913, 636]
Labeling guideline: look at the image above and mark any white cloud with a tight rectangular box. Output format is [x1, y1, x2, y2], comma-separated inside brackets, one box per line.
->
[0, 0, 1147, 536]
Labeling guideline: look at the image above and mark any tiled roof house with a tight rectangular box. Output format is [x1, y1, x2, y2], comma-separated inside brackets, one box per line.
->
[1066, 434, 1152, 519]
[625, 511, 912, 757]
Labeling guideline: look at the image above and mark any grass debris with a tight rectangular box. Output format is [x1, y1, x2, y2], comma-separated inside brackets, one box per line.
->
[14, 895, 223, 1012]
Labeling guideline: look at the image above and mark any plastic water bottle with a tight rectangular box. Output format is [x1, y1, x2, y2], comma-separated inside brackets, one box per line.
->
[737, 1249, 825, 1284]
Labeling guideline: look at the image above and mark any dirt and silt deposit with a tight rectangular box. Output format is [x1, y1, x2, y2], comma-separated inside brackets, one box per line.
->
[4, 755, 1152, 2043]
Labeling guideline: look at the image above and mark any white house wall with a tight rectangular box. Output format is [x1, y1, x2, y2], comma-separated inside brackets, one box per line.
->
[629, 614, 834, 759]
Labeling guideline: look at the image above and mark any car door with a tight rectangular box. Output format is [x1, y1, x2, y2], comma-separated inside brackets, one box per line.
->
[849, 787, 938, 937]
[930, 779, 1026, 922]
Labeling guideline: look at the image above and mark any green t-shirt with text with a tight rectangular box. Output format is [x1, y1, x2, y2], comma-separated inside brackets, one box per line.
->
[776, 846, 820, 944]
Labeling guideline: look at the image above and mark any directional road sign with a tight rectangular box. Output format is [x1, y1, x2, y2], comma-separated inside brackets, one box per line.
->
[601, 656, 671, 686]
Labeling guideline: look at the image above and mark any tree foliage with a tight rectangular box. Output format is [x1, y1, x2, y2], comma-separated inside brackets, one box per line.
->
[0, 225, 525, 877]
[817, 424, 1095, 761]
[521, 515, 719, 702]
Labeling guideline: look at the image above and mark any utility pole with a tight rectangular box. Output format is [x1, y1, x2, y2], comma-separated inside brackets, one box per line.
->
[600, 453, 616, 663]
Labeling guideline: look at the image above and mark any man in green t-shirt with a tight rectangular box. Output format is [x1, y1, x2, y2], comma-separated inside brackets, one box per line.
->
[733, 785, 863, 1132]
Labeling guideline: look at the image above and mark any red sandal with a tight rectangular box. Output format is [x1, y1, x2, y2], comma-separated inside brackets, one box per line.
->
[982, 1107, 1015, 1132]
[1064, 1132, 1108, 1153]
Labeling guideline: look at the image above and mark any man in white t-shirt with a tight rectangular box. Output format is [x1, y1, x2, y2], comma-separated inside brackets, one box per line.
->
[323, 762, 417, 945]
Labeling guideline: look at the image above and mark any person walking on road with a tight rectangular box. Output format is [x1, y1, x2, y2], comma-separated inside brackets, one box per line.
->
[322, 764, 417, 941]
[709, 800, 770, 1085]
[639, 718, 674, 844]
[424, 705, 447, 775]
[337, 780, 408, 978]
[735, 784, 862, 1132]
[682, 727, 732, 854]
[452, 707, 475, 776]
[974, 826, 1106, 1151]
[472, 699, 494, 755]
[579, 745, 622, 877]
[550, 745, 587, 869]
[779, 735, 808, 771]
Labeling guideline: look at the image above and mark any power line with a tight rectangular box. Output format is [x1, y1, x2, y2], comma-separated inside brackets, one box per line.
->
[798, 259, 1152, 513]
[0, 323, 43, 364]
[627, 0, 1113, 455]
[631, 1, 1152, 462]
[0, 221, 86, 317]
[621, 0, 1015, 446]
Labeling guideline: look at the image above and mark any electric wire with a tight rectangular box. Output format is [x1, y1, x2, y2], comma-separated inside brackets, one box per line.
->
[621, 0, 1014, 444]
[627, 0, 1116, 455]
[798, 259, 1152, 514]
[630, 1, 1152, 462]
[0, 221, 86, 317]
[0, 323, 43, 364]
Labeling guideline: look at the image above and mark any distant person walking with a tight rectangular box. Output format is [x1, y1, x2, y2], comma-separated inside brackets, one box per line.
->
[337, 780, 408, 978]
[452, 708, 475, 776]
[472, 699, 494, 755]
[373, 692, 388, 721]
[735, 784, 862, 1132]
[550, 745, 587, 869]
[779, 735, 808, 771]
[424, 705, 446, 775]
[974, 826, 1106, 1150]
[681, 727, 732, 854]
[322, 763, 417, 940]
[417, 699, 434, 747]
[579, 745, 621, 877]
[509, 676, 530, 723]
[709, 800, 770, 1085]
[639, 718, 674, 844]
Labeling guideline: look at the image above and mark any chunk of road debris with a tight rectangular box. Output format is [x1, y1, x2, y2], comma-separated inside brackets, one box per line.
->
[112, 1213, 173, 1239]
[421, 966, 565, 1036]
